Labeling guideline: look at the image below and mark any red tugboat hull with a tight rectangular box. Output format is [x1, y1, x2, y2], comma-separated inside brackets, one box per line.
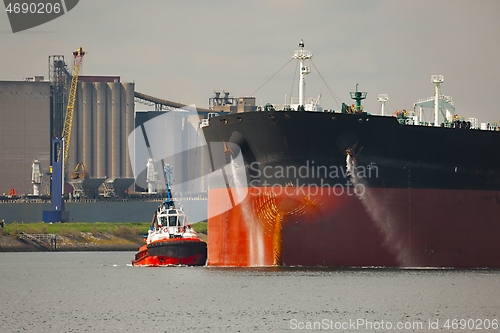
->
[132, 238, 207, 267]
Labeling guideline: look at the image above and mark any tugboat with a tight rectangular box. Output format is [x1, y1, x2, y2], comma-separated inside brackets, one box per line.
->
[132, 165, 207, 267]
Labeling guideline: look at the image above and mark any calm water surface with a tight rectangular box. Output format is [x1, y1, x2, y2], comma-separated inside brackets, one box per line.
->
[1, 252, 499, 332]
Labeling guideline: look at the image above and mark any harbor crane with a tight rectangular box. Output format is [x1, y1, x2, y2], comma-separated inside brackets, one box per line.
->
[62, 47, 85, 166]
[43, 47, 85, 223]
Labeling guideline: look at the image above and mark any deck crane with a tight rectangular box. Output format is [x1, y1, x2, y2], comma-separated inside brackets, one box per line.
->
[43, 47, 85, 223]
[62, 47, 85, 166]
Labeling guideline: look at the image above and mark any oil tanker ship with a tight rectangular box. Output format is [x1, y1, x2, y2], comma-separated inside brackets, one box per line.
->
[201, 40, 500, 268]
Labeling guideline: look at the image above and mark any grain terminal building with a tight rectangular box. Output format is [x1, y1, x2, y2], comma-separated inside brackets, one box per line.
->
[0, 79, 51, 195]
[0, 73, 252, 223]
[0, 77, 210, 197]
[0, 77, 135, 195]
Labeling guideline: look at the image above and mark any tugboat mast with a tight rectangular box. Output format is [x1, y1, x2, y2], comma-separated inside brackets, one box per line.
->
[163, 164, 174, 208]
[293, 39, 312, 108]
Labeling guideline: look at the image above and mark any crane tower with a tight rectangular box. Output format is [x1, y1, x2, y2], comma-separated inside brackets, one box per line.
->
[62, 47, 85, 166]
[43, 47, 85, 223]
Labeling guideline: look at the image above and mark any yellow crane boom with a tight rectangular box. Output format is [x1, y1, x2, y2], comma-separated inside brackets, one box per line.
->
[61, 47, 85, 166]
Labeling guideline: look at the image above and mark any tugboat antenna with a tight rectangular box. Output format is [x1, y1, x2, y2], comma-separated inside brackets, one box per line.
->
[163, 164, 174, 208]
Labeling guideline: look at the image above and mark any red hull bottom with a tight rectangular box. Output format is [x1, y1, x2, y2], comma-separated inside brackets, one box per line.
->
[208, 187, 500, 268]
[132, 253, 207, 267]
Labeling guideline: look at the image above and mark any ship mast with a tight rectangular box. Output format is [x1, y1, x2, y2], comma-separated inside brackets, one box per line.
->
[377, 94, 389, 116]
[293, 39, 312, 108]
[350, 84, 367, 112]
[432, 75, 444, 126]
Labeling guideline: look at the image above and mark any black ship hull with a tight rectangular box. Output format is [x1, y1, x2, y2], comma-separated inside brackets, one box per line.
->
[202, 110, 500, 267]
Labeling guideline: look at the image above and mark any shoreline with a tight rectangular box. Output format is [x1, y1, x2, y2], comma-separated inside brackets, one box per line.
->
[0, 221, 207, 252]
[0, 234, 143, 252]
[0, 231, 208, 252]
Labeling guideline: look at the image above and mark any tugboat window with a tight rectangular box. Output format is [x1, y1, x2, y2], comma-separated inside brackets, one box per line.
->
[161, 217, 168, 225]
[169, 216, 177, 226]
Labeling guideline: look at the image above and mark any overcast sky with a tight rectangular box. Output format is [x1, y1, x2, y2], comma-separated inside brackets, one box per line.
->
[1, 0, 499, 123]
